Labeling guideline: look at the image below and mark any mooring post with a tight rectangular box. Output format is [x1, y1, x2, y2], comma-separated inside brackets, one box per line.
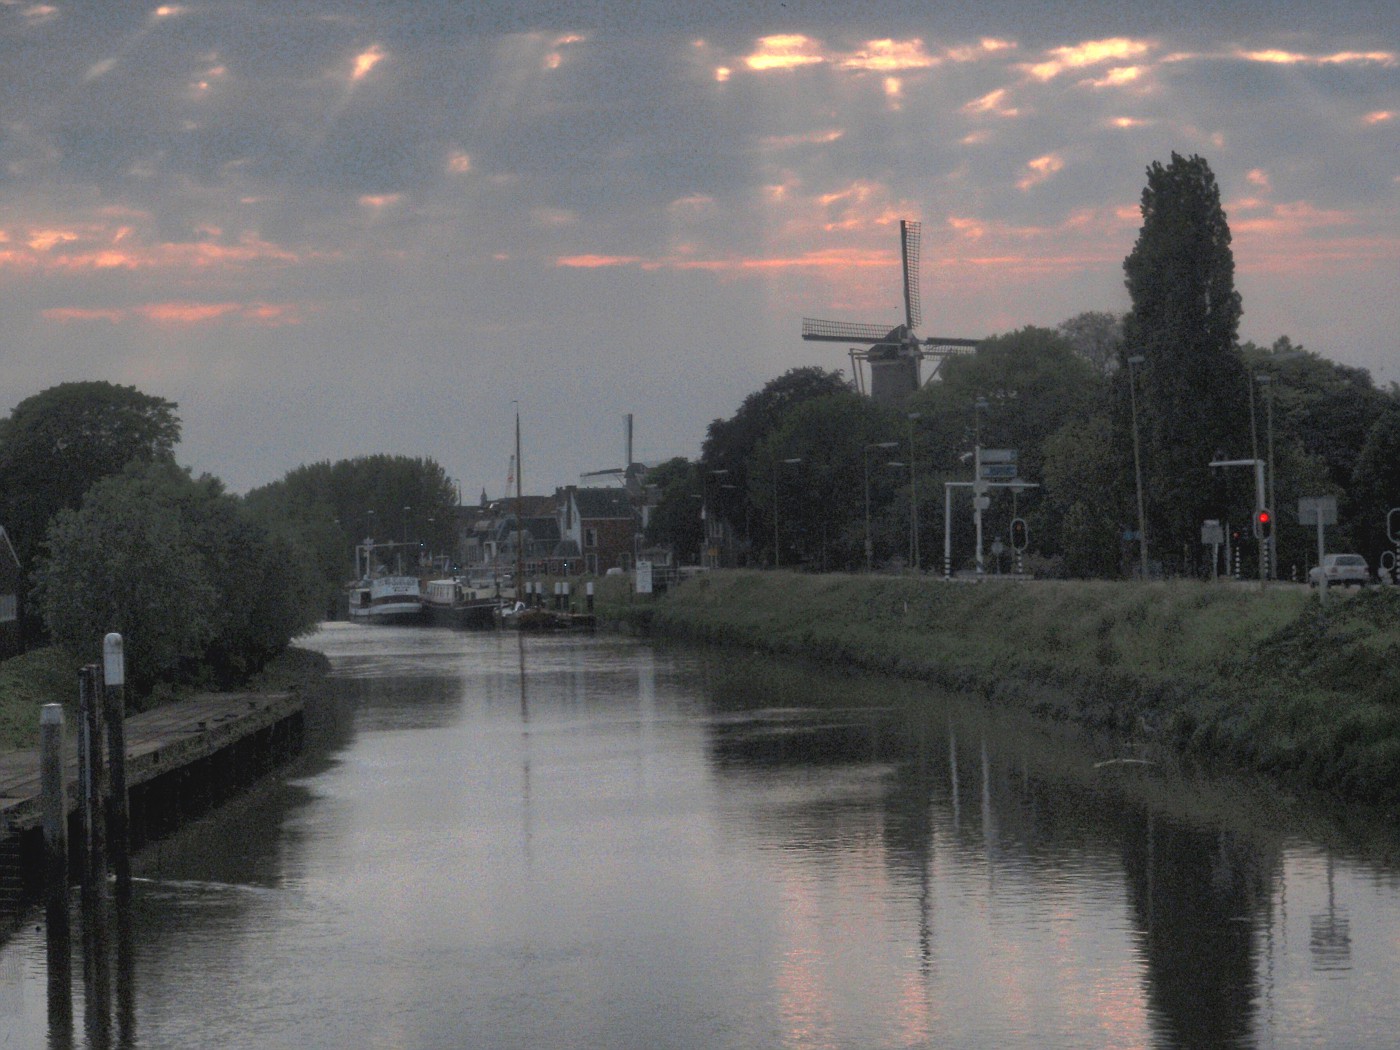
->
[41, 704, 73, 1033]
[103, 633, 131, 902]
[585, 580, 595, 613]
[80, 665, 108, 900]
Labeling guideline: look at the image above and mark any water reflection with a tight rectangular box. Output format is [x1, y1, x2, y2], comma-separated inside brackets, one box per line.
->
[2, 627, 1399, 1048]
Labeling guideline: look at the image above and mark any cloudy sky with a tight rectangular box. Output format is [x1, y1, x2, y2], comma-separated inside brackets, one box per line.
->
[2, 1, 1396, 496]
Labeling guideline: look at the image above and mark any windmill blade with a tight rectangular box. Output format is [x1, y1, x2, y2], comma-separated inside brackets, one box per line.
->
[802, 318, 904, 344]
[918, 335, 982, 349]
[900, 220, 922, 332]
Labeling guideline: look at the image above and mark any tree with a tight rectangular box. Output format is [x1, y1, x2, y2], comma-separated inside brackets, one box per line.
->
[1058, 311, 1124, 377]
[702, 367, 851, 536]
[0, 382, 181, 636]
[245, 454, 460, 596]
[1122, 153, 1249, 573]
[1041, 415, 1127, 577]
[33, 461, 322, 693]
[33, 463, 217, 692]
[1350, 407, 1400, 569]
[906, 327, 1105, 568]
[750, 391, 896, 570]
[643, 458, 703, 562]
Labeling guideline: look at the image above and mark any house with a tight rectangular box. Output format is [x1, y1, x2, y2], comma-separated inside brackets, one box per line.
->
[0, 526, 21, 657]
[558, 486, 639, 575]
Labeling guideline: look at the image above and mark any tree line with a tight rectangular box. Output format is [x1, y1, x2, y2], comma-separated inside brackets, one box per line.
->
[0, 382, 458, 697]
[648, 154, 1400, 578]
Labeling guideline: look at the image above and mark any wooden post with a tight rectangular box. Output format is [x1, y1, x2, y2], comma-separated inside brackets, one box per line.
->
[80, 664, 108, 899]
[104, 633, 131, 902]
[41, 704, 73, 1031]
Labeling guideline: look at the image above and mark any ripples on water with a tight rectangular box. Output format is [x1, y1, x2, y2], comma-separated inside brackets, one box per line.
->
[3, 622, 1398, 1049]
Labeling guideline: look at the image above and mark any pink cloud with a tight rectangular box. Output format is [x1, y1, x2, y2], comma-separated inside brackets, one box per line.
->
[42, 301, 305, 327]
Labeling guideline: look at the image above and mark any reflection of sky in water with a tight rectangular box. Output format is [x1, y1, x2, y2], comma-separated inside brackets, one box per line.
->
[2, 625, 1399, 1048]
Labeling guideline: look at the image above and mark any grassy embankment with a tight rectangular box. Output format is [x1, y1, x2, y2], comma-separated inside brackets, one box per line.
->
[600, 571, 1400, 810]
[0, 644, 329, 752]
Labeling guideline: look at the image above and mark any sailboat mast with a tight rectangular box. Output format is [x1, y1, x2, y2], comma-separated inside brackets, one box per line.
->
[514, 406, 524, 588]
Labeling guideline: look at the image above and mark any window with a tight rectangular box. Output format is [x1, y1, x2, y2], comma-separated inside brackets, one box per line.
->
[585, 528, 598, 549]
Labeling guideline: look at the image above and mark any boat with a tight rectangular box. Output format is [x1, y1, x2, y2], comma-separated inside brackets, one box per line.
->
[346, 574, 424, 624]
[497, 600, 595, 632]
[421, 577, 500, 629]
[346, 539, 425, 623]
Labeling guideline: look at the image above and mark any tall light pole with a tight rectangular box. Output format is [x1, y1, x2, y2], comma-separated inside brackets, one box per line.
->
[973, 397, 988, 575]
[703, 468, 729, 568]
[1126, 355, 1149, 579]
[1256, 373, 1277, 579]
[864, 442, 899, 571]
[773, 457, 802, 568]
[907, 413, 922, 571]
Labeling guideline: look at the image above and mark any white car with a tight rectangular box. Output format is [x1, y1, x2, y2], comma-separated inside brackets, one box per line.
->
[1308, 553, 1370, 588]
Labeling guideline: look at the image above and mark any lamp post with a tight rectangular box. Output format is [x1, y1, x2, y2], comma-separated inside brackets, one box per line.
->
[1256, 373, 1275, 579]
[973, 397, 988, 575]
[703, 468, 729, 568]
[773, 457, 802, 568]
[907, 413, 922, 571]
[864, 442, 899, 571]
[1126, 355, 1149, 579]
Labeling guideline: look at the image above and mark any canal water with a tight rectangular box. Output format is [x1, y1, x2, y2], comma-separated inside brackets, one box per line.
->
[3, 623, 1399, 1048]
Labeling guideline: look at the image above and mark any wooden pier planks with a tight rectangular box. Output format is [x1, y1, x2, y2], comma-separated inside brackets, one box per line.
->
[0, 691, 302, 833]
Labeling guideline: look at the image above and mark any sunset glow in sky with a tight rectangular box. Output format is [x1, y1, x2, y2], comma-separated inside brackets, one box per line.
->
[1, 1, 1396, 493]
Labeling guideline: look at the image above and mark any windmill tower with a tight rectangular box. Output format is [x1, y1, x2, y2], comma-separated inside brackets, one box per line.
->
[801, 220, 981, 405]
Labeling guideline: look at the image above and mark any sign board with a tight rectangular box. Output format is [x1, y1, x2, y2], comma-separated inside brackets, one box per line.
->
[980, 448, 1017, 464]
[979, 463, 1019, 480]
[1201, 519, 1224, 545]
[635, 560, 653, 594]
[972, 495, 991, 511]
[1298, 496, 1337, 526]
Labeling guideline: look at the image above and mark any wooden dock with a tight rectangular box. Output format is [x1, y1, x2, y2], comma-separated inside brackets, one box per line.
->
[0, 691, 304, 835]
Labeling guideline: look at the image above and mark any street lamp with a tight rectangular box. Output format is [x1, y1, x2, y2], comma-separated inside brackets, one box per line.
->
[864, 442, 899, 571]
[1126, 355, 1149, 579]
[402, 505, 411, 545]
[973, 397, 989, 575]
[907, 413, 922, 571]
[1255, 373, 1276, 579]
[703, 468, 729, 568]
[773, 457, 802, 568]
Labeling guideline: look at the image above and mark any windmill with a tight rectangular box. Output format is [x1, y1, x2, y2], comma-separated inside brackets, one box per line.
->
[801, 220, 981, 404]
[580, 413, 639, 489]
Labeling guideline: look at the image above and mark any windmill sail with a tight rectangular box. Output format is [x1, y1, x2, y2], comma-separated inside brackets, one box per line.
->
[801, 219, 980, 405]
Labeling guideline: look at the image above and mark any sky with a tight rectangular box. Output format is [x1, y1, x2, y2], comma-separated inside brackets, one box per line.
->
[1, 1, 1396, 497]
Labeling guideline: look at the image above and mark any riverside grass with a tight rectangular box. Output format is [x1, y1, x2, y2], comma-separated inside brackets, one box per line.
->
[602, 571, 1400, 811]
[0, 643, 330, 751]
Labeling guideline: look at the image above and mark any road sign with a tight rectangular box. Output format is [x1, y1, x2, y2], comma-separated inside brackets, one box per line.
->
[1298, 496, 1337, 526]
[980, 448, 1017, 464]
[972, 495, 990, 511]
[1201, 520, 1224, 545]
[979, 463, 1019, 480]
[635, 561, 653, 594]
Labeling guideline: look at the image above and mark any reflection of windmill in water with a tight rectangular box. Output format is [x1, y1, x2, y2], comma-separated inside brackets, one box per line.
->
[802, 220, 981, 405]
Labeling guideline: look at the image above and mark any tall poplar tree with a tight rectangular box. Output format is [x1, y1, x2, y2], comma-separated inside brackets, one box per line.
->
[1122, 153, 1249, 573]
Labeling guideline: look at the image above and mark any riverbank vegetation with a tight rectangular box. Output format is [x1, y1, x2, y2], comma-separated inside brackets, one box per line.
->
[606, 571, 1400, 810]
[0, 381, 331, 708]
[644, 155, 1400, 581]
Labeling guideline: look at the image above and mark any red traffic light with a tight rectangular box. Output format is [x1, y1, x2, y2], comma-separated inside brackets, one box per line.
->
[1254, 508, 1273, 540]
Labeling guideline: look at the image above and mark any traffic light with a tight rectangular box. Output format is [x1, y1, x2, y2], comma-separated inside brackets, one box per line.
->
[1254, 508, 1273, 540]
[1010, 517, 1028, 551]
